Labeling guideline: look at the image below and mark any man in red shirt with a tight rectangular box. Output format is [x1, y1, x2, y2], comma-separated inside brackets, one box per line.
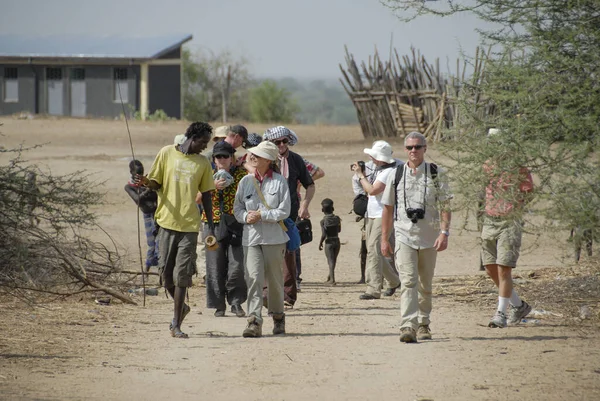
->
[482, 128, 534, 328]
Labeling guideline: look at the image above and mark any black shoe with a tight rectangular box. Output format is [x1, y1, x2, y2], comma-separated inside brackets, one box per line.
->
[359, 293, 378, 300]
[383, 284, 400, 297]
[214, 309, 225, 317]
[231, 304, 246, 318]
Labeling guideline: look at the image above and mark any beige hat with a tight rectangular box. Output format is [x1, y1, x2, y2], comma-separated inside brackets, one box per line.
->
[364, 140, 394, 164]
[212, 125, 230, 142]
[247, 141, 279, 161]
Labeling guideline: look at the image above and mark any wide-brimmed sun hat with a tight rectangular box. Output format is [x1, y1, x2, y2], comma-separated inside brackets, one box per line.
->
[247, 141, 279, 161]
[212, 125, 230, 142]
[364, 140, 394, 164]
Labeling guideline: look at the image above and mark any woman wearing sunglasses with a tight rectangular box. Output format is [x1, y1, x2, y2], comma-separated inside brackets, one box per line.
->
[201, 141, 249, 318]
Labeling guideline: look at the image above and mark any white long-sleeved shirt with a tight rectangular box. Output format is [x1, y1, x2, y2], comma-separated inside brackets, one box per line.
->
[234, 173, 291, 246]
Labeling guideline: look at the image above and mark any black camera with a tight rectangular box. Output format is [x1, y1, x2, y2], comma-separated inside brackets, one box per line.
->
[406, 208, 425, 224]
[350, 160, 366, 172]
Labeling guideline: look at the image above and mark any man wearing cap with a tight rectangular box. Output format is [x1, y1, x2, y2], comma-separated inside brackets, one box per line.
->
[481, 128, 534, 329]
[203, 124, 248, 163]
[352, 140, 402, 300]
[264, 126, 315, 308]
[380, 132, 452, 343]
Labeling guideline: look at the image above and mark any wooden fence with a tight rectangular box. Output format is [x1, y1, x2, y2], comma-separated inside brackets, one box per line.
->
[339, 46, 489, 141]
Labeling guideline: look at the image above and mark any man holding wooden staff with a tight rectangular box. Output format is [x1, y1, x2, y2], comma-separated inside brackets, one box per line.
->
[136, 122, 216, 339]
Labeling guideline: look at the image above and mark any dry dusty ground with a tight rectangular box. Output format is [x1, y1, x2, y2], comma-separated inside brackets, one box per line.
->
[0, 118, 599, 401]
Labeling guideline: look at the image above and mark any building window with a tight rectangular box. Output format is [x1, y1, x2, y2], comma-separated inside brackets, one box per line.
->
[46, 67, 62, 80]
[113, 68, 128, 103]
[4, 67, 18, 102]
[70, 68, 85, 80]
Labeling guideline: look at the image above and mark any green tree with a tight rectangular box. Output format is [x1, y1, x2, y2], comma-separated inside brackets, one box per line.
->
[183, 48, 252, 122]
[383, 0, 600, 239]
[248, 80, 298, 123]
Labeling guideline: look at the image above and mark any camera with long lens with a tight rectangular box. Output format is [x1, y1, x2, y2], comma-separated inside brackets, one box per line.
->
[350, 160, 366, 172]
[406, 208, 425, 224]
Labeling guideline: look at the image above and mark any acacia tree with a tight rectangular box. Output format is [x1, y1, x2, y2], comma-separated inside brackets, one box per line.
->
[383, 0, 600, 241]
[183, 48, 252, 122]
[248, 80, 298, 123]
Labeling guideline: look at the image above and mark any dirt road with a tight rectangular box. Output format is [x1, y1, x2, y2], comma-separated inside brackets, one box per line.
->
[0, 119, 598, 401]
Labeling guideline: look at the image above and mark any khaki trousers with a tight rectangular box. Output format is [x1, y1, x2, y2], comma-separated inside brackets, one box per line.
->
[365, 217, 401, 297]
[243, 244, 286, 325]
[396, 241, 437, 330]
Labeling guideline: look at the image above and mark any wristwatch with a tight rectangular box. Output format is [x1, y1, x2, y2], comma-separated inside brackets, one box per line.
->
[441, 230, 450, 237]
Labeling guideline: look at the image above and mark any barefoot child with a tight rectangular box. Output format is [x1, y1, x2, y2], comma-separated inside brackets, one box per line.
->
[319, 198, 341, 285]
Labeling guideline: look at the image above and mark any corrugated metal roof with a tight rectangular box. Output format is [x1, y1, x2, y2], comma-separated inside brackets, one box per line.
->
[0, 33, 193, 60]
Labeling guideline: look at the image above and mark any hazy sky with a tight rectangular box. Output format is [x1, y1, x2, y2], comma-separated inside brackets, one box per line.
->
[1, 0, 485, 79]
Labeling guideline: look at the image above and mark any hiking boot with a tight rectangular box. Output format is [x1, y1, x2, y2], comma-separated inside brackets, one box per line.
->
[214, 309, 225, 317]
[359, 293, 378, 300]
[417, 325, 432, 340]
[488, 311, 507, 328]
[272, 313, 286, 335]
[399, 327, 417, 343]
[383, 284, 400, 297]
[231, 304, 246, 318]
[242, 316, 262, 338]
[508, 301, 532, 325]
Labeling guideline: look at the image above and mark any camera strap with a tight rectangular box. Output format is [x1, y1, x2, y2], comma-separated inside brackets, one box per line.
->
[403, 163, 428, 216]
[393, 162, 438, 221]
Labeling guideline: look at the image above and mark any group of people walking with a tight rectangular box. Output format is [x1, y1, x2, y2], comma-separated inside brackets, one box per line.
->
[131, 122, 320, 338]
[128, 122, 534, 343]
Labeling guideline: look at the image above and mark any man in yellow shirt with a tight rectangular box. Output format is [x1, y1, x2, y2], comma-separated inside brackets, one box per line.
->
[137, 122, 216, 339]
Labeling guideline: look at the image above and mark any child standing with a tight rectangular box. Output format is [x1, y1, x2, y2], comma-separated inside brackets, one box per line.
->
[319, 198, 342, 285]
[124, 160, 159, 271]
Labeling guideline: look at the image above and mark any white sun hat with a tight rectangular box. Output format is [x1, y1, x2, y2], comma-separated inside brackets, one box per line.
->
[364, 140, 394, 164]
[247, 141, 279, 161]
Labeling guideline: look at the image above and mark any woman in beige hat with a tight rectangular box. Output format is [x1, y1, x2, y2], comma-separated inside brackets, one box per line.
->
[233, 141, 291, 338]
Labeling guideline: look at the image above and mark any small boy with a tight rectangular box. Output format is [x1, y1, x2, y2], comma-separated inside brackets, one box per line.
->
[319, 198, 342, 285]
[124, 160, 159, 270]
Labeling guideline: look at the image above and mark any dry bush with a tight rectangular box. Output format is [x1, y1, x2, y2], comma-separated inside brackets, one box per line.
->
[0, 147, 137, 305]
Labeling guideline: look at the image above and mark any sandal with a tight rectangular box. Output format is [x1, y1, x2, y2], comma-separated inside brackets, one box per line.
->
[169, 304, 191, 330]
[170, 327, 189, 339]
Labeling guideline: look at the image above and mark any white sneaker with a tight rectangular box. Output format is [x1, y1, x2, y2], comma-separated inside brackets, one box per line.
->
[509, 301, 532, 324]
[488, 311, 507, 328]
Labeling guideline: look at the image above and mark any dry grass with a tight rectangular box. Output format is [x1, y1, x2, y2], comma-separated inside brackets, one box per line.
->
[433, 259, 600, 326]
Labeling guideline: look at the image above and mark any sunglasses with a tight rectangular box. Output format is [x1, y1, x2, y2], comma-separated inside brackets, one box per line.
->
[215, 154, 231, 159]
[406, 145, 425, 151]
[272, 138, 289, 146]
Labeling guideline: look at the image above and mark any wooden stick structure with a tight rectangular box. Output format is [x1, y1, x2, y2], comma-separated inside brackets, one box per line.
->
[339, 46, 489, 142]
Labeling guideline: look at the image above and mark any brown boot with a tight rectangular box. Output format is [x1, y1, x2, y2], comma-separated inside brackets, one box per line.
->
[272, 313, 285, 335]
[242, 316, 262, 338]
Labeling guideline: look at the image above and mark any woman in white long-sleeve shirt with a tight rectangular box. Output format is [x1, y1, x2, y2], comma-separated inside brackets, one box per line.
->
[234, 141, 291, 338]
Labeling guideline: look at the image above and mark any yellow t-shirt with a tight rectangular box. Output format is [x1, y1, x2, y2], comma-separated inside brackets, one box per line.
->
[147, 145, 215, 232]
